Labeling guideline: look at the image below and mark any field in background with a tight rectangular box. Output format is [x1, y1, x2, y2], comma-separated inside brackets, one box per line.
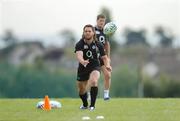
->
[0, 98, 179, 121]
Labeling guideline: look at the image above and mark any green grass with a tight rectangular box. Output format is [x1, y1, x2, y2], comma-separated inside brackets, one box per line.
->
[0, 98, 180, 121]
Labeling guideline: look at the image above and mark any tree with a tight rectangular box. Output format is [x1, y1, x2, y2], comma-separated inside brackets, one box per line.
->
[155, 26, 174, 47]
[124, 27, 149, 46]
[59, 29, 76, 47]
[100, 7, 112, 23]
[2, 29, 18, 46]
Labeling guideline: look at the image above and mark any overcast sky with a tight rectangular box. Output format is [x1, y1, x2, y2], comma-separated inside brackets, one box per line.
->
[0, 0, 180, 39]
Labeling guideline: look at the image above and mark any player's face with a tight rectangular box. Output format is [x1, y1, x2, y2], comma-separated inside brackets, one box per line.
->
[83, 27, 94, 41]
[97, 18, 106, 29]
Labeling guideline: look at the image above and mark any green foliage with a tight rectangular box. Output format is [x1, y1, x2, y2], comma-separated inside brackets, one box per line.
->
[144, 76, 180, 97]
[60, 29, 76, 47]
[2, 29, 18, 46]
[109, 36, 118, 53]
[1, 61, 180, 98]
[0, 63, 77, 98]
[100, 7, 112, 23]
[111, 65, 138, 97]
[124, 29, 149, 46]
[155, 26, 173, 47]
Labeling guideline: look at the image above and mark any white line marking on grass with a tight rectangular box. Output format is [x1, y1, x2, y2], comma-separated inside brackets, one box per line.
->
[82, 116, 90, 120]
[96, 116, 104, 119]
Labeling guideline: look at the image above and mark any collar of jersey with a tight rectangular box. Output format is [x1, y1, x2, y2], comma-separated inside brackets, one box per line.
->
[95, 26, 103, 31]
[83, 39, 95, 45]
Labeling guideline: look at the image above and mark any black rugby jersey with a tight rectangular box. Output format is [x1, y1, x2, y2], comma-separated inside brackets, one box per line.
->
[95, 26, 108, 46]
[75, 39, 106, 69]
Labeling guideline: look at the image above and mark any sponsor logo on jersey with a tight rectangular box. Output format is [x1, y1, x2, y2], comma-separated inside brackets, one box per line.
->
[92, 45, 96, 49]
[86, 50, 93, 58]
[96, 31, 100, 34]
[84, 45, 88, 49]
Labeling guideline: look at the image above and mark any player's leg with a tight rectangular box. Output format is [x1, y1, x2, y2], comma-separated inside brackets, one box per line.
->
[87, 90, 91, 101]
[88, 70, 100, 110]
[101, 65, 111, 100]
[77, 81, 88, 109]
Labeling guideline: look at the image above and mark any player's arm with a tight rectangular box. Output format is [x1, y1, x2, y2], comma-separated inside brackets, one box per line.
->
[76, 51, 89, 67]
[98, 42, 112, 72]
[101, 55, 112, 72]
[104, 41, 110, 58]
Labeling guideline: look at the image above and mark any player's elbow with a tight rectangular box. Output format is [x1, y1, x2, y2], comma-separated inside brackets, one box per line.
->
[101, 55, 107, 60]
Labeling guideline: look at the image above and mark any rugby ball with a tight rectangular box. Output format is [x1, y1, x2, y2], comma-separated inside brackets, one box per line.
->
[103, 22, 117, 35]
[36, 100, 62, 109]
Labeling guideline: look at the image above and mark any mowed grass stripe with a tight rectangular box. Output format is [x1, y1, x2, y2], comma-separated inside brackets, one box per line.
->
[0, 98, 179, 121]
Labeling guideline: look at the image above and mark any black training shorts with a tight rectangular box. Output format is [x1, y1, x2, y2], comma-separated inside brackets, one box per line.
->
[77, 67, 100, 81]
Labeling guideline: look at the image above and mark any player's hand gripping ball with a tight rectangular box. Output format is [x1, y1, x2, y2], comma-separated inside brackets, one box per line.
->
[103, 22, 117, 35]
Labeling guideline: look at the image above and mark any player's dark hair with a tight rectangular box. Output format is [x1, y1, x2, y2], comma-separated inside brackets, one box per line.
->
[97, 14, 106, 20]
[82, 24, 97, 41]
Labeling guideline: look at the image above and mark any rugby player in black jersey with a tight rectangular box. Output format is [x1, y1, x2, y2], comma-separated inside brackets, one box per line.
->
[75, 24, 111, 111]
[95, 14, 111, 100]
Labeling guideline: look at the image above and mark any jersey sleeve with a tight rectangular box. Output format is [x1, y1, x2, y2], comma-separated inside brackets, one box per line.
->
[97, 42, 106, 57]
[75, 41, 83, 53]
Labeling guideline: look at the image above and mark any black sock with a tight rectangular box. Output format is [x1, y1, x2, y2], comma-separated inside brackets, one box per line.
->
[79, 92, 88, 107]
[90, 86, 98, 107]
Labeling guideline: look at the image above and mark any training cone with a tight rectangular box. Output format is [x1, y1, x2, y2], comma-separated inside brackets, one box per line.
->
[43, 95, 51, 111]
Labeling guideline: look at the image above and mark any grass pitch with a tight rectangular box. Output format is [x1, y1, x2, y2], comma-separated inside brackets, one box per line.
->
[0, 98, 179, 121]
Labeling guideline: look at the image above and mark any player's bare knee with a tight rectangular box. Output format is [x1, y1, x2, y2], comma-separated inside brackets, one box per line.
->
[89, 79, 98, 86]
[79, 89, 86, 95]
[78, 86, 86, 94]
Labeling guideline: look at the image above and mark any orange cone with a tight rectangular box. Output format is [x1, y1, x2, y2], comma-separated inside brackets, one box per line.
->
[43, 95, 51, 111]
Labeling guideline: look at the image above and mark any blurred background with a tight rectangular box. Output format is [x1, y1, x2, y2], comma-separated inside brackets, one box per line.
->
[0, 0, 180, 98]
